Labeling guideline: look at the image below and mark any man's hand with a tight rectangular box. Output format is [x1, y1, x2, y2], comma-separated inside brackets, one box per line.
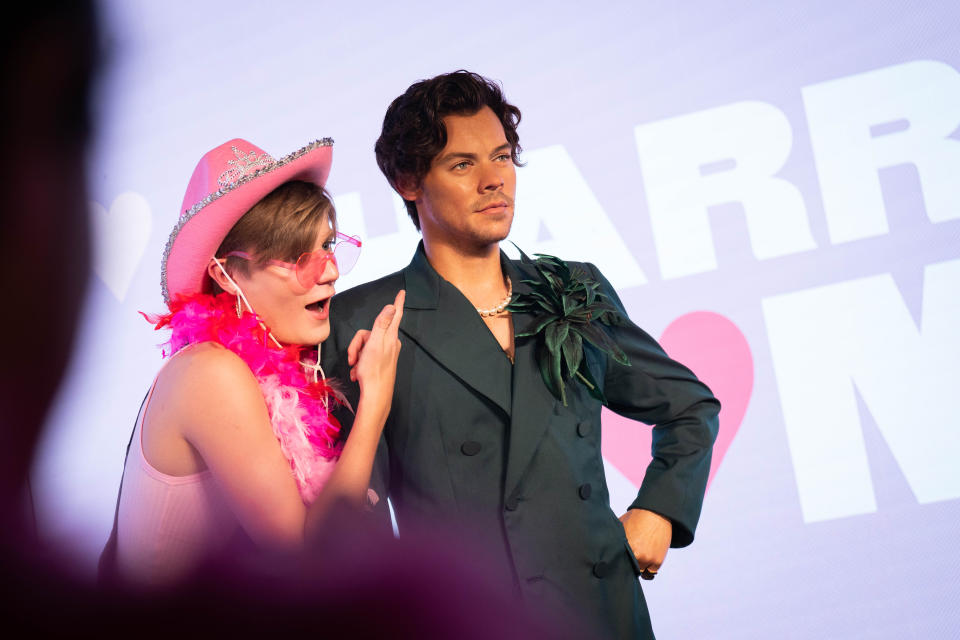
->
[619, 508, 672, 579]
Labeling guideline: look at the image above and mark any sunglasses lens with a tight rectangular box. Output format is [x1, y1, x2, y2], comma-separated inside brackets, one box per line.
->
[291, 236, 361, 286]
[334, 241, 360, 275]
[295, 253, 323, 288]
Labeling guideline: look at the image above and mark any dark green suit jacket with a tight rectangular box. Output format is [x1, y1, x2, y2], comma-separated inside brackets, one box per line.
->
[323, 244, 719, 639]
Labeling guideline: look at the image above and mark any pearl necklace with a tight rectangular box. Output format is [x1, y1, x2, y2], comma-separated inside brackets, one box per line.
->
[476, 277, 513, 317]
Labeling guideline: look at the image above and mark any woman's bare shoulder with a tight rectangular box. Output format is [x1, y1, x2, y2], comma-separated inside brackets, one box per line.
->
[163, 342, 253, 379]
[153, 342, 263, 417]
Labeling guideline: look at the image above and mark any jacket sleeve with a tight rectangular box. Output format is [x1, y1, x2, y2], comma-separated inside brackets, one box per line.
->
[587, 264, 720, 548]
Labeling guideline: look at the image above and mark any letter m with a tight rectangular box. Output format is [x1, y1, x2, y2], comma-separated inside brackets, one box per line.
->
[761, 259, 960, 522]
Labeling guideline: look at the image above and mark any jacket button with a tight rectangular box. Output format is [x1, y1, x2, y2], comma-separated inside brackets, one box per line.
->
[505, 495, 520, 511]
[578, 483, 592, 500]
[577, 421, 591, 437]
[460, 441, 482, 456]
[593, 561, 609, 578]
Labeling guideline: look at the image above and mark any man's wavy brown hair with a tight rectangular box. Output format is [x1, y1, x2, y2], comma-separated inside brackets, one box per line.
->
[374, 70, 523, 230]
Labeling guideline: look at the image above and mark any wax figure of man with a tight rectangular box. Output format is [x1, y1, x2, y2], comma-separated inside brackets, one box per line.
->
[323, 71, 720, 639]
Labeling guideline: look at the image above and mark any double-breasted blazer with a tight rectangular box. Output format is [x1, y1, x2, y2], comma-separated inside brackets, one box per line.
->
[322, 243, 719, 639]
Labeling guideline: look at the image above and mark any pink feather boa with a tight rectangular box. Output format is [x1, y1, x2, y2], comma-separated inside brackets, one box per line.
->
[144, 292, 342, 504]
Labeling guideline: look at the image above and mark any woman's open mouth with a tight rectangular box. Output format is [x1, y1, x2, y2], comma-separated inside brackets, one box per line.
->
[305, 296, 330, 319]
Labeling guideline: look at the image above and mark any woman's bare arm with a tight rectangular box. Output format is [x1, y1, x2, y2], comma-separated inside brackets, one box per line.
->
[304, 290, 404, 536]
[146, 291, 405, 549]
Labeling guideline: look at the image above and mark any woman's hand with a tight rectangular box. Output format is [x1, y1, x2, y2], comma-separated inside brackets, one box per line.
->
[347, 290, 405, 415]
[303, 290, 405, 530]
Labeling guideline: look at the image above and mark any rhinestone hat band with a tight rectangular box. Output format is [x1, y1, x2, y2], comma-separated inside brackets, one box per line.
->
[160, 138, 333, 303]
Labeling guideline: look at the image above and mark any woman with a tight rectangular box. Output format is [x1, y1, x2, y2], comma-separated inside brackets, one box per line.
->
[110, 137, 402, 585]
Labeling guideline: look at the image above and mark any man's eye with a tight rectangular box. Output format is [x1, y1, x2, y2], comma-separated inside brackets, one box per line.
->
[453, 161, 470, 170]
[495, 153, 511, 162]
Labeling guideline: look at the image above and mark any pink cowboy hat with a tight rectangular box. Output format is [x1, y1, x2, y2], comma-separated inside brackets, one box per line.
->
[161, 137, 333, 303]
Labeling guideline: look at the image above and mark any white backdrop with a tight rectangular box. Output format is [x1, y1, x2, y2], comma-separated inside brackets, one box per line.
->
[34, 1, 960, 637]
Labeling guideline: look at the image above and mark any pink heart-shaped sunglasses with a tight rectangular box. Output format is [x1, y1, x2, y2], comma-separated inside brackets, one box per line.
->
[226, 232, 361, 288]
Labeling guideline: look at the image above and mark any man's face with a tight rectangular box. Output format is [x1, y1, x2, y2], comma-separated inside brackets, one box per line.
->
[401, 106, 516, 253]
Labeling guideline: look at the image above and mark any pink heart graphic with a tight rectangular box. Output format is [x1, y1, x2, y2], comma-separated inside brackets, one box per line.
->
[601, 311, 753, 491]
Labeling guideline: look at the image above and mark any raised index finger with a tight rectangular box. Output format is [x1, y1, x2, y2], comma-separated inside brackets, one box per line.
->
[387, 290, 405, 336]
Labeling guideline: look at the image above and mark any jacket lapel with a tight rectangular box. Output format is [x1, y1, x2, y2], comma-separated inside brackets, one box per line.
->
[399, 244, 512, 417]
[503, 257, 557, 497]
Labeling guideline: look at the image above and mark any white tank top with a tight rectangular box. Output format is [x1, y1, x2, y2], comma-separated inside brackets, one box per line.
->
[116, 375, 239, 586]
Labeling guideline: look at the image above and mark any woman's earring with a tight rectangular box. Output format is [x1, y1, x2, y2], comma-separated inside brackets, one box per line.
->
[235, 293, 242, 318]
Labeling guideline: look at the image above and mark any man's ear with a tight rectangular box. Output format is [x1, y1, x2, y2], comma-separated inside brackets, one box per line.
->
[394, 174, 421, 202]
[207, 258, 238, 293]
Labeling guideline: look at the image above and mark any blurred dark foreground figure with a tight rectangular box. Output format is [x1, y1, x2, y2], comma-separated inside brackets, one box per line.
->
[0, 5, 580, 636]
[8, 503, 578, 637]
[0, 1, 95, 526]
